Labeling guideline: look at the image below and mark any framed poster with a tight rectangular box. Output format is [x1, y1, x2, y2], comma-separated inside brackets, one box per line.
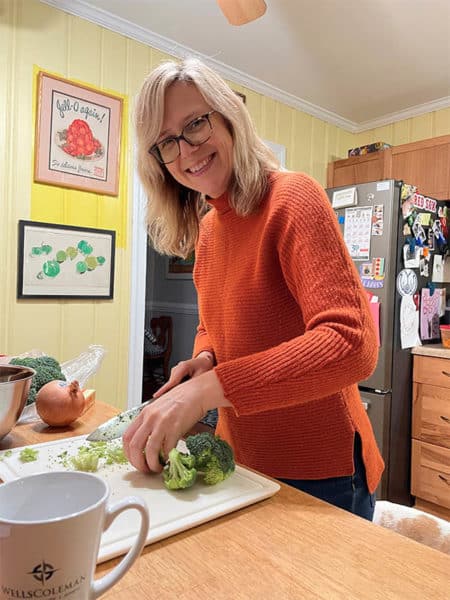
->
[17, 220, 115, 299]
[34, 71, 122, 196]
[165, 254, 195, 279]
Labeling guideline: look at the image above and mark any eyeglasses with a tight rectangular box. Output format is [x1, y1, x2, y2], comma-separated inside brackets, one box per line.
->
[149, 111, 215, 165]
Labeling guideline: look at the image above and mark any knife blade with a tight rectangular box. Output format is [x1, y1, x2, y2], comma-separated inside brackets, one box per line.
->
[86, 398, 154, 442]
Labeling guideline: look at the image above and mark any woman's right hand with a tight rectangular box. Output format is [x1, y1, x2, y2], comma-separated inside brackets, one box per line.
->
[152, 351, 214, 398]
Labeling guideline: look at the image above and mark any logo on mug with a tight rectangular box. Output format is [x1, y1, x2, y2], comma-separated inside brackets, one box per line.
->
[28, 561, 58, 583]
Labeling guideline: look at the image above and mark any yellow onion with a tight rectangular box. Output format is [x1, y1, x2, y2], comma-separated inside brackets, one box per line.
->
[36, 380, 85, 426]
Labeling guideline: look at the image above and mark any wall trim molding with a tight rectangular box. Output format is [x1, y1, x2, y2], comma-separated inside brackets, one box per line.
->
[40, 1, 450, 133]
[127, 171, 147, 409]
[39, 0, 446, 134]
[148, 301, 198, 316]
[356, 96, 450, 133]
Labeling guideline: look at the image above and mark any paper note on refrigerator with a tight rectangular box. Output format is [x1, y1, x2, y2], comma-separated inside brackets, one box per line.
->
[369, 301, 381, 347]
[365, 291, 381, 346]
[400, 295, 421, 349]
[420, 288, 441, 341]
[432, 254, 450, 283]
[343, 206, 373, 260]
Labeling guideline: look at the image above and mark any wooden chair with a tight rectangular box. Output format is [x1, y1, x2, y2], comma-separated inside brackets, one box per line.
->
[142, 316, 173, 398]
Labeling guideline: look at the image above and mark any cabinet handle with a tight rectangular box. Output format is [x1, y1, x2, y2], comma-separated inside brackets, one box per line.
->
[442, 371, 450, 378]
[438, 474, 450, 486]
[440, 415, 450, 423]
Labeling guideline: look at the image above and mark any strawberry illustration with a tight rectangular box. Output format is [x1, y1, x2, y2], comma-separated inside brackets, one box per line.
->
[60, 119, 102, 159]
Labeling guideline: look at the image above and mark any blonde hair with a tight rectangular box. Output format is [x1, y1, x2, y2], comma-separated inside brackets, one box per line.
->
[135, 57, 280, 258]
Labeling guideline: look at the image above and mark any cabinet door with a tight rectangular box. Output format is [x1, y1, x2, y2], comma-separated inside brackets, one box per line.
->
[327, 135, 450, 197]
[411, 439, 450, 509]
[327, 152, 388, 188]
[412, 382, 450, 449]
[390, 137, 450, 199]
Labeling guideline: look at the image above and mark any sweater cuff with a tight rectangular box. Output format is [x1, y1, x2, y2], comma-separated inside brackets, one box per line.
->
[192, 331, 214, 360]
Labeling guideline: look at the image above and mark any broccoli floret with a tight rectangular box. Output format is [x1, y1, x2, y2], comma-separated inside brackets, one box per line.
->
[19, 447, 39, 462]
[162, 448, 197, 490]
[9, 356, 65, 405]
[185, 432, 235, 486]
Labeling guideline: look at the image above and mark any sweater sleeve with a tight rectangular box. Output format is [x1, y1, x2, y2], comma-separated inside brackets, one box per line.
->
[192, 216, 215, 359]
[192, 320, 215, 359]
[214, 174, 378, 416]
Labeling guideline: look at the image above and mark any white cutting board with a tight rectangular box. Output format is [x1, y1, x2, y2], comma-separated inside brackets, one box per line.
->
[0, 436, 279, 563]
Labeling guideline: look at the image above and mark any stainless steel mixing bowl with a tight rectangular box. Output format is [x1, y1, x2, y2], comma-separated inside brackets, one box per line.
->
[0, 365, 35, 440]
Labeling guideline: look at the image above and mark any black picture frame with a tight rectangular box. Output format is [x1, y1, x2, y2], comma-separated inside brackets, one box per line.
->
[17, 220, 115, 299]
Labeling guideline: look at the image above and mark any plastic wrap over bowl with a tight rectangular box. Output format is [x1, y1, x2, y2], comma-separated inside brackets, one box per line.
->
[0, 366, 35, 440]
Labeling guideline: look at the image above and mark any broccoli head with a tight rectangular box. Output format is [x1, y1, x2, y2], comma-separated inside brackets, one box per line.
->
[162, 448, 197, 490]
[9, 355, 65, 405]
[185, 432, 235, 486]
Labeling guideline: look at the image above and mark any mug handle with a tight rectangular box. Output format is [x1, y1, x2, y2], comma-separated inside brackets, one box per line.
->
[91, 495, 150, 598]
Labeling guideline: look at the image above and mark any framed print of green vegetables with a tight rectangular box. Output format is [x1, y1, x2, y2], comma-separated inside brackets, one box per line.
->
[17, 220, 115, 299]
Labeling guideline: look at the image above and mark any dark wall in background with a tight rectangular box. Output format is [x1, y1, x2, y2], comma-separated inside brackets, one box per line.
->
[145, 245, 199, 369]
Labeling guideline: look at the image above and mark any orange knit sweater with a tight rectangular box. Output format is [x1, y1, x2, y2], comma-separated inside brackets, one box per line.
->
[193, 171, 384, 493]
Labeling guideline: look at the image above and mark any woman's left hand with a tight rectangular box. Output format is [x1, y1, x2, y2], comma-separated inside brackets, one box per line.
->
[153, 352, 214, 398]
[122, 370, 231, 473]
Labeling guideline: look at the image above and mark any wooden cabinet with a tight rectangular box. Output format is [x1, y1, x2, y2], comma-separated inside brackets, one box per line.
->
[390, 137, 450, 199]
[327, 135, 450, 199]
[327, 151, 390, 189]
[411, 350, 450, 518]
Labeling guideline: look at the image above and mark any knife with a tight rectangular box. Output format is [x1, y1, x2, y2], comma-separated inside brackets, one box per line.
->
[86, 398, 154, 442]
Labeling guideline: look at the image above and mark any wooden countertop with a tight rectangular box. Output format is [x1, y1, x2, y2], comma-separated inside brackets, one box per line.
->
[412, 343, 450, 359]
[2, 402, 449, 599]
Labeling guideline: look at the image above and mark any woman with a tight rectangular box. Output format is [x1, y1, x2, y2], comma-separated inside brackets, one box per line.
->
[123, 57, 384, 520]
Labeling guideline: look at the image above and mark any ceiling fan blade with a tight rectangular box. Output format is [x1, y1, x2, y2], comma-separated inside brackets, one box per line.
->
[217, 0, 267, 26]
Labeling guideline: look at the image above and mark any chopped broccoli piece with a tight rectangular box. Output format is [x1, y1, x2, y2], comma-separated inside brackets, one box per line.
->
[70, 452, 100, 472]
[104, 445, 128, 465]
[162, 448, 197, 490]
[19, 447, 39, 462]
[9, 356, 65, 405]
[67, 441, 129, 472]
[185, 432, 235, 486]
[0, 450, 13, 461]
[56, 441, 129, 472]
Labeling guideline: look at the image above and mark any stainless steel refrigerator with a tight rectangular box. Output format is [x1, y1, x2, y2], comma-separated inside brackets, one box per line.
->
[326, 179, 450, 504]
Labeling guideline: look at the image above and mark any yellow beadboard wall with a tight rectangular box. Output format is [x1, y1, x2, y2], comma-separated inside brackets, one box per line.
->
[352, 107, 450, 148]
[1, 0, 449, 409]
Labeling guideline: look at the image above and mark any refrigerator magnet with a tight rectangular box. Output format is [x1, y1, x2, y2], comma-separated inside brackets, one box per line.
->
[371, 205, 384, 236]
[403, 244, 420, 268]
[412, 219, 427, 245]
[416, 212, 431, 227]
[372, 257, 385, 277]
[396, 268, 418, 296]
[419, 257, 429, 278]
[331, 187, 357, 209]
[403, 223, 412, 236]
[360, 259, 385, 289]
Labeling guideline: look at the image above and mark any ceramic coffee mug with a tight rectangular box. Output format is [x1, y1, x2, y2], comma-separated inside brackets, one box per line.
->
[0, 471, 150, 599]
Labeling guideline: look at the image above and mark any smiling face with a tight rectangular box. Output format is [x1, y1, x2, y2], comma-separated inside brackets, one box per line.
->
[159, 81, 234, 198]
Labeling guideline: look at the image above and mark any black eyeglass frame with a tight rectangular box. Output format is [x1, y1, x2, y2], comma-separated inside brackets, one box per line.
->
[149, 110, 216, 165]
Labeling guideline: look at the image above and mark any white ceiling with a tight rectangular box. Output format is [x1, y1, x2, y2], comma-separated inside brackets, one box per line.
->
[41, 0, 450, 132]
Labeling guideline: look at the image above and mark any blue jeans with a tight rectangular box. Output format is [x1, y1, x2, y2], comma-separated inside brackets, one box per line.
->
[278, 434, 376, 521]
